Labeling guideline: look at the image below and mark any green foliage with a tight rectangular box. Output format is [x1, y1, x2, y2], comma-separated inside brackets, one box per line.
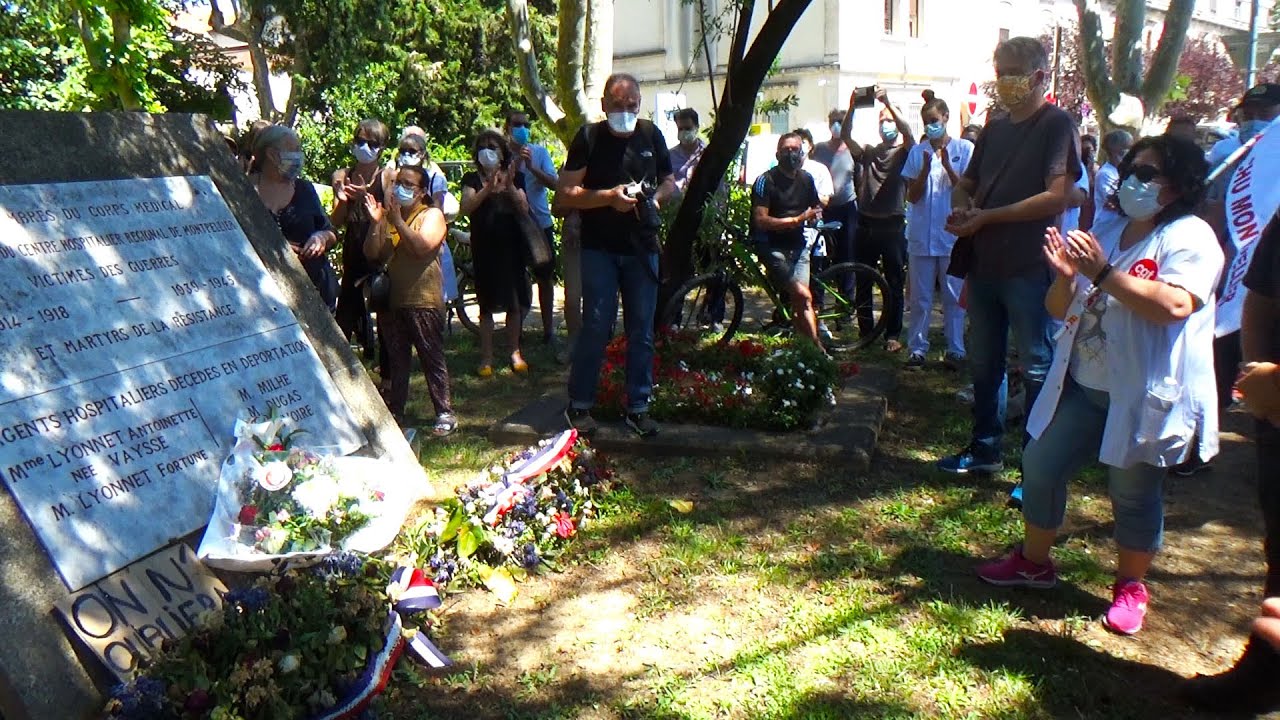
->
[268, 0, 558, 182]
[0, 1, 241, 116]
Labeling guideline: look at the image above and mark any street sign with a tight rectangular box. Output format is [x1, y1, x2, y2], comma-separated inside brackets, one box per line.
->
[966, 82, 979, 115]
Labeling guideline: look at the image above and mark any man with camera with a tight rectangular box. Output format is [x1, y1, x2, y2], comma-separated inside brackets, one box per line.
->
[752, 132, 825, 346]
[557, 73, 675, 438]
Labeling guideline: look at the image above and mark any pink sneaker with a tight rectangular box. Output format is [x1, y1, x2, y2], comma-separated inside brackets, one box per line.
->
[1103, 579, 1149, 635]
[977, 547, 1057, 588]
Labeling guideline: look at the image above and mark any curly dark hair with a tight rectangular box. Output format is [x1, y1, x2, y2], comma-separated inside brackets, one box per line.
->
[1113, 134, 1208, 225]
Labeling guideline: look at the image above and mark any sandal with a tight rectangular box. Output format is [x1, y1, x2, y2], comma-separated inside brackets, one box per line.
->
[884, 339, 904, 353]
[432, 413, 458, 437]
[511, 352, 529, 374]
[477, 364, 494, 378]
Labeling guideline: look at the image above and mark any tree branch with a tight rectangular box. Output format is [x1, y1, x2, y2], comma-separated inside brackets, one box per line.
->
[697, 0, 718, 109]
[1111, 0, 1144, 93]
[1074, 0, 1119, 128]
[554, 0, 590, 134]
[1141, 0, 1196, 114]
[505, 0, 569, 139]
[581, 0, 612, 122]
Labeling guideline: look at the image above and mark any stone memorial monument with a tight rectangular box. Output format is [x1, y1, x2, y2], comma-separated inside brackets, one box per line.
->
[0, 111, 428, 720]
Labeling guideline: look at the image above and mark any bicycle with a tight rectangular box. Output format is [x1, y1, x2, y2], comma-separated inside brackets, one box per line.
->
[661, 218, 890, 351]
[445, 227, 481, 335]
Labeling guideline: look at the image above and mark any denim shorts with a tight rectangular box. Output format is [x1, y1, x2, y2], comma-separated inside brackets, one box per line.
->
[758, 244, 810, 288]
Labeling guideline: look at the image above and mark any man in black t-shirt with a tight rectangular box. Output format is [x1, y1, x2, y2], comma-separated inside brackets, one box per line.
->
[1185, 214, 1280, 713]
[557, 73, 675, 438]
[752, 132, 823, 345]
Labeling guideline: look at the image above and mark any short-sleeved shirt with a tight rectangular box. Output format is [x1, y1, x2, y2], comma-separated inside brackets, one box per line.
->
[1244, 214, 1280, 361]
[517, 142, 556, 229]
[964, 103, 1081, 278]
[1060, 160, 1092, 233]
[856, 143, 910, 217]
[1092, 162, 1122, 229]
[669, 139, 705, 191]
[563, 120, 673, 255]
[751, 167, 820, 250]
[901, 138, 974, 256]
[811, 141, 857, 206]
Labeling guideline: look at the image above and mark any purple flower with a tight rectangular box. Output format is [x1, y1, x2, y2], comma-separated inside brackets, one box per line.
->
[522, 543, 541, 569]
[505, 520, 527, 538]
[555, 490, 571, 510]
[314, 551, 366, 578]
[225, 586, 269, 611]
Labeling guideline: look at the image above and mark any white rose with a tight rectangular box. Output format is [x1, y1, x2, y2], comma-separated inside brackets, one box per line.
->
[292, 476, 340, 516]
[255, 461, 293, 491]
[278, 654, 300, 673]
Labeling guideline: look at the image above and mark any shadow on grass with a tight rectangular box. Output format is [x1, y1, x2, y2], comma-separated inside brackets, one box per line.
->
[959, 628, 1212, 720]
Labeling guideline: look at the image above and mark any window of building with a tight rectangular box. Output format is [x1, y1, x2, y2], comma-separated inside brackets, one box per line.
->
[1209, 0, 1218, 13]
[909, 0, 921, 38]
[999, 27, 1010, 43]
[885, 0, 895, 34]
[1237, 0, 1247, 20]
[762, 105, 790, 133]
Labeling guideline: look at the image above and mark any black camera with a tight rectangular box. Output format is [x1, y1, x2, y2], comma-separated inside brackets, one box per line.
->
[853, 85, 878, 109]
[623, 180, 661, 231]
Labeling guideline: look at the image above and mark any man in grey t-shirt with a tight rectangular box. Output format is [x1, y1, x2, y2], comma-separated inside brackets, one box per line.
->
[842, 87, 915, 351]
[811, 109, 859, 318]
[937, 37, 1080, 487]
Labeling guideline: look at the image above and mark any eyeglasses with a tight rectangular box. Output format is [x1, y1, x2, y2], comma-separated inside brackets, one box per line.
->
[510, 121, 531, 129]
[396, 182, 421, 192]
[1123, 164, 1161, 183]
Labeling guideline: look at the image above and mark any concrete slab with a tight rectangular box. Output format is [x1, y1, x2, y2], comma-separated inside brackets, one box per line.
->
[489, 366, 895, 472]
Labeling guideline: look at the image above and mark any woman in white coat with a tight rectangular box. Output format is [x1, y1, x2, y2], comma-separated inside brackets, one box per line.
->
[976, 135, 1223, 636]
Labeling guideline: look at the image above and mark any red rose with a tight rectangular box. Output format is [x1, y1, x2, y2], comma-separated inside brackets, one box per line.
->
[238, 505, 258, 525]
[553, 511, 576, 539]
[267, 443, 285, 452]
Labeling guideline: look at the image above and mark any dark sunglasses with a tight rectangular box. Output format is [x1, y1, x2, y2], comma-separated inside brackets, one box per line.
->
[356, 139, 383, 149]
[1122, 164, 1161, 183]
[510, 121, 531, 128]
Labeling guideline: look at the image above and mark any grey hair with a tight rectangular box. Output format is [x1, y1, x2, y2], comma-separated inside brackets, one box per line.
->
[251, 124, 299, 159]
[994, 36, 1049, 73]
[604, 72, 640, 95]
[399, 125, 428, 144]
[1104, 129, 1134, 153]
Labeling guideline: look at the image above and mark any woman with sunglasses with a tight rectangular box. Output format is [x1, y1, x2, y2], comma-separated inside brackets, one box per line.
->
[976, 135, 1223, 636]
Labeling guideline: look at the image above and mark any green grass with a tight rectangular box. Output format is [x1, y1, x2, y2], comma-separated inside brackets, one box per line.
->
[371, 329, 1183, 720]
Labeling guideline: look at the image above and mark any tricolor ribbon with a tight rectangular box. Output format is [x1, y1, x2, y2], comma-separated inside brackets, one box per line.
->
[311, 613, 406, 720]
[502, 429, 577, 484]
[386, 566, 451, 669]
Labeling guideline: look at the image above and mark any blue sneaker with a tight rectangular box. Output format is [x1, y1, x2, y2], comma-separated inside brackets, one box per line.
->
[1007, 482, 1023, 509]
[937, 443, 1004, 475]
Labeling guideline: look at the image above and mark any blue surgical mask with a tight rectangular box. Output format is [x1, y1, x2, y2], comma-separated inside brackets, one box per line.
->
[352, 141, 379, 164]
[397, 151, 422, 167]
[512, 126, 531, 145]
[925, 122, 946, 140]
[607, 111, 639, 134]
[1239, 119, 1269, 144]
[1117, 174, 1164, 220]
[880, 122, 899, 142]
[830, 121, 842, 136]
[277, 151, 304, 179]
[393, 184, 417, 205]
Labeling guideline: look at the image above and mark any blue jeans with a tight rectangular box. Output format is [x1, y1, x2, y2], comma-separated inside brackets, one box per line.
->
[1022, 377, 1167, 553]
[966, 270, 1054, 459]
[568, 248, 659, 413]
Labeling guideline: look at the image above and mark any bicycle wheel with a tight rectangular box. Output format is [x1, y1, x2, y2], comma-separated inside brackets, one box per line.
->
[660, 272, 744, 346]
[451, 268, 481, 335]
[814, 262, 889, 352]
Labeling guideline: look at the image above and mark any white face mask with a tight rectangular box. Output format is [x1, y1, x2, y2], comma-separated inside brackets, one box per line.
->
[477, 148, 500, 169]
[1117, 174, 1165, 220]
[276, 150, 304, 179]
[607, 111, 639, 134]
[397, 151, 423, 167]
[678, 129, 698, 145]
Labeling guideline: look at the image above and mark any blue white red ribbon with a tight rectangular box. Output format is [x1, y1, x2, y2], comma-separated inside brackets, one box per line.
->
[386, 566, 451, 670]
[502, 429, 577, 485]
[311, 613, 406, 720]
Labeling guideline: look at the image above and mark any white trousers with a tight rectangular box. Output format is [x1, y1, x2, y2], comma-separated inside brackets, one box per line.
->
[907, 255, 966, 357]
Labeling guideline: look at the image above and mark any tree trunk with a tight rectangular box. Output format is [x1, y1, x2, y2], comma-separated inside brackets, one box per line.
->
[1074, 0, 1118, 127]
[1111, 0, 1145, 94]
[581, 0, 612, 122]
[663, 0, 813, 293]
[1141, 0, 1197, 114]
[209, 2, 279, 121]
[554, 0, 590, 137]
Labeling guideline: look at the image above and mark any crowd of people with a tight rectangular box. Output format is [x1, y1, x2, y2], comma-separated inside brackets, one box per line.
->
[228, 41, 1280, 711]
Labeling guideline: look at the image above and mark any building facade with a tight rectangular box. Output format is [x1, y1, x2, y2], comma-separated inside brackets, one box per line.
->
[615, 0, 1272, 144]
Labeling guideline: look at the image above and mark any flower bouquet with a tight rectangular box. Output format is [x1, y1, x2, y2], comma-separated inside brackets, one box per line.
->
[198, 414, 422, 572]
[397, 430, 615, 601]
[104, 554, 448, 720]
